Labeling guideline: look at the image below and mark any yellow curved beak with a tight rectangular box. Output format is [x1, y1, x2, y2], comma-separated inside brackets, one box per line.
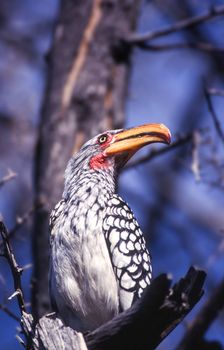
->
[105, 123, 171, 156]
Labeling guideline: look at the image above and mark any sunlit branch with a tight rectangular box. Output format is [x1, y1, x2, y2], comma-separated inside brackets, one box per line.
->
[126, 4, 224, 45]
[206, 88, 224, 97]
[204, 88, 224, 144]
[0, 169, 17, 188]
[191, 131, 201, 182]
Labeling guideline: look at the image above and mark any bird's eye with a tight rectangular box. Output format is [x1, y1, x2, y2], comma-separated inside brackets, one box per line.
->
[98, 134, 108, 144]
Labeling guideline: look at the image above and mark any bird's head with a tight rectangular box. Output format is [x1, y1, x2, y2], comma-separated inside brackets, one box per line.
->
[75, 123, 171, 173]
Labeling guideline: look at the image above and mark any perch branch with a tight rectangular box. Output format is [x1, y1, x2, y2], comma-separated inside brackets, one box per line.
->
[22, 266, 206, 350]
[86, 266, 206, 350]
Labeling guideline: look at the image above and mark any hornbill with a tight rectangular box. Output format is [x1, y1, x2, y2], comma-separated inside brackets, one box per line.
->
[49, 123, 171, 331]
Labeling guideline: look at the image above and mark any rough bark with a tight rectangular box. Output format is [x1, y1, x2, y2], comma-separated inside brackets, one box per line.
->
[23, 267, 206, 350]
[32, 0, 141, 318]
[22, 312, 87, 350]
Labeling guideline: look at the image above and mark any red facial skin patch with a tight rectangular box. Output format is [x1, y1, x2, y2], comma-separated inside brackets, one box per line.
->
[89, 153, 111, 170]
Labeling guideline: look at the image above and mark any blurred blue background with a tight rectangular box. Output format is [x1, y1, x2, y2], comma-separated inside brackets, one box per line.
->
[0, 0, 224, 348]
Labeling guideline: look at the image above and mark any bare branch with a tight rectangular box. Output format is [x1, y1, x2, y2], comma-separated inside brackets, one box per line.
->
[15, 335, 26, 348]
[0, 222, 26, 315]
[176, 278, 224, 350]
[124, 132, 193, 170]
[0, 169, 17, 188]
[137, 42, 224, 53]
[126, 5, 224, 45]
[205, 88, 224, 144]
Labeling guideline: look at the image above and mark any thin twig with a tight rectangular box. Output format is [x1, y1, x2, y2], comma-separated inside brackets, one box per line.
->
[0, 169, 17, 188]
[127, 5, 224, 44]
[15, 335, 26, 348]
[0, 303, 20, 322]
[137, 42, 224, 53]
[10, 202, 43, 239]
[0, 222, 26, 315]
[124, 132, 193, 170]
[0, 202, 43, 250]
[204, 88, 224, 144]
[206, 88, 224, 97]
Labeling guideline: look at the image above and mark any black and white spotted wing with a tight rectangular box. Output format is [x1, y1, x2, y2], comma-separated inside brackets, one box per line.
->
[103, 195, 152, 310]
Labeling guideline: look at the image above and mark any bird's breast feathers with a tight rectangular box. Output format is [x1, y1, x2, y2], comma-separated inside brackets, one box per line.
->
[49, 196, 119, 329]
[50, 192, 152, 327]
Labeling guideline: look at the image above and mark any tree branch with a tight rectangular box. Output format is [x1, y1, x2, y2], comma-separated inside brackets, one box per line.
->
[0, 222, 26, 315]
[191, 131, 201, 182]
[204, 88, 224, 144]
[0, 169, 17, 188]
[126, 4, 224, 45]
[137, 42, 224, 53]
